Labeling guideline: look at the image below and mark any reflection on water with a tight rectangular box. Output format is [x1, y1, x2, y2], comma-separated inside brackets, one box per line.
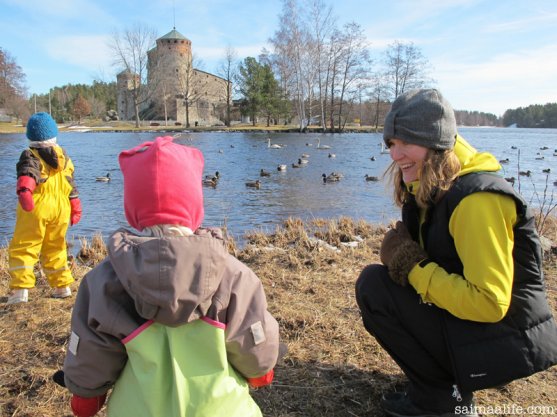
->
[1, 128, 556, 248]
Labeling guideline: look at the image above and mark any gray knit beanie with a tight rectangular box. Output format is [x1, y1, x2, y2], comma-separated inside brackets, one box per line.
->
[383, 89, 457, 150]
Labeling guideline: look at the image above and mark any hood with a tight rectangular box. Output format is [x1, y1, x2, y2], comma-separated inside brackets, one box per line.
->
[454, 134, 501, 176]
[107, 228, 229, 326]
[33, 145, 66, 172]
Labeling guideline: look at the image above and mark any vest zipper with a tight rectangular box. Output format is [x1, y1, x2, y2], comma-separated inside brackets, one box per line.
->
[452, 384, 463, 402]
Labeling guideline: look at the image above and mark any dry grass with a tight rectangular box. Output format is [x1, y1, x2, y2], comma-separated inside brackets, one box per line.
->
[1, 217, 556, 417]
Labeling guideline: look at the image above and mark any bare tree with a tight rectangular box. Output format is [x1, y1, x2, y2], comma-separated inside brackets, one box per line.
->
[217, 46, 237, 127]
[109, 23, 158, 127]
[175, 54, 207, 128]
[334, 22, 371, 131]
[271, 0, 310, 131]
[383, 40, 433, 100]
[307, 0, 335, 131]
[0, 47, 29, 120]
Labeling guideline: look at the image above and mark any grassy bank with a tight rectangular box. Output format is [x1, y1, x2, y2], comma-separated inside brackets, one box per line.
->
[1, 217, 556, 416]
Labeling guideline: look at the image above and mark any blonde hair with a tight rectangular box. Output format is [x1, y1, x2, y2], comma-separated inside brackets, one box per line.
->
[386, 149, 461, 208]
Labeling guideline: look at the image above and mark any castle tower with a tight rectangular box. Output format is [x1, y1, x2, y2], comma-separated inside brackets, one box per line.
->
[147, 28, 193, 119]
[116, 70, 139, 120]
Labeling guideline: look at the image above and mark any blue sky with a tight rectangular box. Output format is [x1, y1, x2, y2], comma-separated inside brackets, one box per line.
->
[1, 0, 556, 116]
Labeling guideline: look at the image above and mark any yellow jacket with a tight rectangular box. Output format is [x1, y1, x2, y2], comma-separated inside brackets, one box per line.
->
[408, 136, 517, 322]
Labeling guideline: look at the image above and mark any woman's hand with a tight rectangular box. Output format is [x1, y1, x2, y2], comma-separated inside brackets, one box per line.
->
[380, 221, 428, 285]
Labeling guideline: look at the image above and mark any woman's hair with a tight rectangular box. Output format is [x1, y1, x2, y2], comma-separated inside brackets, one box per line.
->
[386, 149, 461, 208]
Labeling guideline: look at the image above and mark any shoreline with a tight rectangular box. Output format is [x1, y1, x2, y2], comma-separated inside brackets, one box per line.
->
[0, 121, 383, 135]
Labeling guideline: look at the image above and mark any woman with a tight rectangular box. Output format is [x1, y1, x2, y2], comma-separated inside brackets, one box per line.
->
[355, 89, 557, 417]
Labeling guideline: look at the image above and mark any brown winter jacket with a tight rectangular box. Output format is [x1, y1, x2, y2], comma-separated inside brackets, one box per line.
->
[63, 227, 280, 397]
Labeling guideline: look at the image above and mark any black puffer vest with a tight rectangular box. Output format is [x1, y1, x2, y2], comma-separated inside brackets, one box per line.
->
[403, 172, 557, 391]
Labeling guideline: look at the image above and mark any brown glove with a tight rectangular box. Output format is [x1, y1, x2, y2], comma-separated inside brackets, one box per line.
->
[380, 221, 428, 286]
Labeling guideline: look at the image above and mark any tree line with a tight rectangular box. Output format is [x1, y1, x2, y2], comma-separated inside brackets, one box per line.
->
[1, 0, 556, 130]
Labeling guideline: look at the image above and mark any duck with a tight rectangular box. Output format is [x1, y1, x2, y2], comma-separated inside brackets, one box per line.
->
[535, 156, 544, 160]
[519, 170, 532, 177]
[260, 169, 271, 177]
[370, 156, 376, 161]
[380, 142, 390, 154]
[505, 177, 516, 185]
[202, 178, 218, 188]
[277, 164, 287, 172]
[96, 173, 111, 182]
[322, 172, 342, 183]
[498, 158, 509, 164]
[365, 174, 379, 182]
[540, 146, 549, 150]
[298, 158, 309, 164]
[292, 162, 301, 168]
[328, 153, 336, 158]
[316, 138, 331, 149]
[245, 180, 261, 189]
[204, 171, 220, 182]
[267, 138, 283, 149]
[542, 168, 551, 173]
[511, 146, 517, 150]
[301, 153, 310, 158]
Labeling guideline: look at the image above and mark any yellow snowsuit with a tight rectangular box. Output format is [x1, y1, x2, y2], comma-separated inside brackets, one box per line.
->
[8, 146, 76, 290]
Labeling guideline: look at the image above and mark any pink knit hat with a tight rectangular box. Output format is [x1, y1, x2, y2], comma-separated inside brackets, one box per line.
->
[119, 136, 204, 231]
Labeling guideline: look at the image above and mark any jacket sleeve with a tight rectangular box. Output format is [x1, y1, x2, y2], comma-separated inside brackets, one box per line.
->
[16, 150, 42, 183]
[63, 260, 138, 397]
[408, 192, 517, 323]
[220, 258, 280, 379]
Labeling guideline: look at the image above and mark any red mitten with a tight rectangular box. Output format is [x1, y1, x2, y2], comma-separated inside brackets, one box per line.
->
[70, 198, 82, 226]
[71, 393, 106, 417]
[16, 176, 36, 211]
[247, 369, 274, 388]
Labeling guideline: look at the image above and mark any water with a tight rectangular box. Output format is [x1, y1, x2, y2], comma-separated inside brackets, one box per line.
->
[1, 128, 556, 248]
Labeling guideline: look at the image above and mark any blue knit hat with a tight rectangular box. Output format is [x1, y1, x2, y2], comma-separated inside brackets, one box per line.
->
[26, 112, 58, 141]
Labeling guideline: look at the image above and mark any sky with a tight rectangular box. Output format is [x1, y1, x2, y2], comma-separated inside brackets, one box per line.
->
[1, 0, 556, 116]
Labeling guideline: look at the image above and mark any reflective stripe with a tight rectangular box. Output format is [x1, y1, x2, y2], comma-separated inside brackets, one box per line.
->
[8, 265, 34, 271]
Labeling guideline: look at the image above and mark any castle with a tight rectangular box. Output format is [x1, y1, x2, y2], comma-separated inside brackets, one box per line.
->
[117, 28, 230, 126]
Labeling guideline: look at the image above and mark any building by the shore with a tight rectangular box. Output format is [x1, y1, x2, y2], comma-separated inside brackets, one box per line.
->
[117, 28, 230, 126]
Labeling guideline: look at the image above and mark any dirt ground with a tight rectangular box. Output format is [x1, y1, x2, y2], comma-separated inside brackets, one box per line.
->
[1, 217, 556, 417]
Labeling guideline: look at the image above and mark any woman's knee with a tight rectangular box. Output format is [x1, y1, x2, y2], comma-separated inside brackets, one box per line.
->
[355, 263, 390, 305]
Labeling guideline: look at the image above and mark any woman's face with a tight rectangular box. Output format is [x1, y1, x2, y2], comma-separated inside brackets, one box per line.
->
[388, 138, 429, 183]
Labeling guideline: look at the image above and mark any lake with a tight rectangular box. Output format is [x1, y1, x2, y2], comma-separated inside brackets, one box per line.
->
[1, 127, 556, 249]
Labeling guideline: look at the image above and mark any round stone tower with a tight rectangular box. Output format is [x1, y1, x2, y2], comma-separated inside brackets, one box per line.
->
[148, 28, 192, 95]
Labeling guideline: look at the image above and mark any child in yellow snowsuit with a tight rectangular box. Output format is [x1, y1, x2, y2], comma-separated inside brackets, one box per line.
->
[7, 112, 82, 305]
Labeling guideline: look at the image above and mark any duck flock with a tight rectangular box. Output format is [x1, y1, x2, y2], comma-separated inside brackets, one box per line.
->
[199, 137, 386, 191]
[501, 146, 557, 187]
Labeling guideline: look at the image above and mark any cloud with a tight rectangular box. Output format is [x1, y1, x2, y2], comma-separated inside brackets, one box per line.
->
[433, 44, 557, 114]
[483, 11, 557, 33]
[44, 35, 114, 70]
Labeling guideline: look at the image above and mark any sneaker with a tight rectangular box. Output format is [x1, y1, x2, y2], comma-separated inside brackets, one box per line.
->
[7, 289, 29, 305]
[381, 391, 478, 417]
[52, 286, 72, 299]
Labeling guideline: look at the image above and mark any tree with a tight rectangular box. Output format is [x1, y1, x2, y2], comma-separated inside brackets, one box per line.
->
[72, 94, 91, 124]
[174, 54, 207, 128]
[271, 0, 310, 131]
[0, 47, 29, 120]
[383, 40, 433, 100]
[333, 22, 371, 131]
[217, 46, 237, 127]
[237, 57, 264, 125]
[307, 0, 335, 131]
[109, 23, 158, 127]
